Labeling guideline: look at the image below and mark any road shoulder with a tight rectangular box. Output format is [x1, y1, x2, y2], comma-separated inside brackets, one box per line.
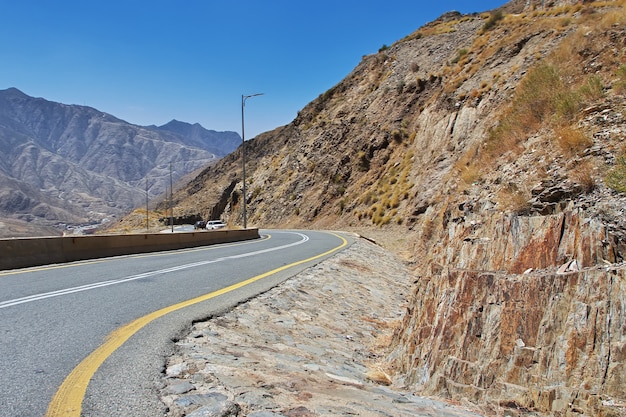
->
[160, 237, 483, 417]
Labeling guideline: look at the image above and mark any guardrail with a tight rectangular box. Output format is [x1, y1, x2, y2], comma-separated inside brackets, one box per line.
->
[0, 229, 260, 271]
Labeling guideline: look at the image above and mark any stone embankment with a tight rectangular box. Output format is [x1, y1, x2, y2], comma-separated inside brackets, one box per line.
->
[159, 237, 484, 417]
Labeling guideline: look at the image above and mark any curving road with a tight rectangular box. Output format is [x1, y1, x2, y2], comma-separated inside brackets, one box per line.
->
[0, 230, 351, 417]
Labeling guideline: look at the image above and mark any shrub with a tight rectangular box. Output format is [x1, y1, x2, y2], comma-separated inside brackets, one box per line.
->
[357, 151, 370, 171]
[513, 64, 563, 128]
[554, 126, 593, 156]
[452, 48, 469, 65]
[616, 65, 626, 94]
[391, 129, 404, 143]
[606, 155, 626, 194]
[570, 160, 595, 193]
[483, 10, 504, 32]
[339, 199, 346, 213]
[579, 75, 604, 101]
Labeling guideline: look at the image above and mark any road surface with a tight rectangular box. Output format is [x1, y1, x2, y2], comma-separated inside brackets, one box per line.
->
[0, 230, 350, 416]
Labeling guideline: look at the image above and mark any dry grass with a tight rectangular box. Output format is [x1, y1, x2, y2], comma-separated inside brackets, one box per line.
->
[365, 368, 393, 386]
[458, 8, 614, 178]
[459, 164, 481, 185]
[496, 185, 532, 214]
[363, 317, 401, 386]
[554, 126, 593, 156]
[569, 160, 596, 193]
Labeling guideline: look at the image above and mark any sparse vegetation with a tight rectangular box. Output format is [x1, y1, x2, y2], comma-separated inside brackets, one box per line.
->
[554, 126, 593, 156]
[391, 129, 405, 143]
[482, 10, 504, 32]
[496, 184, 532, 214]
[606, 154, 626, 193]
[469, 60, 607, 168]
[570, 160, 596, 193]
[616, 65, 626, 94]
[357, 151, 370, 172]
[451, 48, 469, 65]
[460, 164, 481, 185]
[148, 6, 626, 415]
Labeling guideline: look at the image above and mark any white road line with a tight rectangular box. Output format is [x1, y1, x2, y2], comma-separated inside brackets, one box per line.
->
[0, 232, 309, 309]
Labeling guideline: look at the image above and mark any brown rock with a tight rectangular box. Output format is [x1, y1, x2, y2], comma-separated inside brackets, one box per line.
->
[390, 263, 626, 416]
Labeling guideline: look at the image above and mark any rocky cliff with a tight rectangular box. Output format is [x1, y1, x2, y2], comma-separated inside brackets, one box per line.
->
[390, 211, 625, 416]
[157, 1, 626, 415]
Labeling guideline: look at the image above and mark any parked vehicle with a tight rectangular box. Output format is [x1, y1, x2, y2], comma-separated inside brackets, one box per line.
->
[194, 220, 206, 230]
[206, 220, 226, 230]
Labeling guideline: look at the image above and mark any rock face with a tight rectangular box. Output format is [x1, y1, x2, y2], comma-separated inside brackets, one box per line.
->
[389, 211, 626, 416]
[425, 211, 623, 274]
[0, 87, 240, 235]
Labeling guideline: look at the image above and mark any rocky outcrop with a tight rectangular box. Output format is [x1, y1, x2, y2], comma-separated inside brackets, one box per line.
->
[425, 210, 623, 273]
[390, 201, 626, 416]
[390, 262, 625, 416]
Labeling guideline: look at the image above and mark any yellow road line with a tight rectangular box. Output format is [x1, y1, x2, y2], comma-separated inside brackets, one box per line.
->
[46, 232, 348, 417]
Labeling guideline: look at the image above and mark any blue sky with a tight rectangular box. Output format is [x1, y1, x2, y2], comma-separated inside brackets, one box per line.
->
[1, 1, 505, 139]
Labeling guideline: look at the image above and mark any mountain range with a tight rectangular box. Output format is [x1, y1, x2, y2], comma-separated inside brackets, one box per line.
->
[0, 87, 240, 236]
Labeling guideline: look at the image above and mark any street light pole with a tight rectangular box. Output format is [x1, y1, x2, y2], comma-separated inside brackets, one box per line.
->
[241, 93, 263, 229]
[170, 162, 174, 233]
[146, 177, 149, 232]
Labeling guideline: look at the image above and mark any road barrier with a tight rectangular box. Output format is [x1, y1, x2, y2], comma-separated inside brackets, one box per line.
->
[0, 229, 260, 271]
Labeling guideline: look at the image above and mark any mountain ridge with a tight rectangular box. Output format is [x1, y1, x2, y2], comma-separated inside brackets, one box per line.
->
[0, 87, 241, 236]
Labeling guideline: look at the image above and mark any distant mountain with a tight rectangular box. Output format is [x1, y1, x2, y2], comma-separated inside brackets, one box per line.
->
[150, 120, 241, 157]
[0, 87, 240, 236]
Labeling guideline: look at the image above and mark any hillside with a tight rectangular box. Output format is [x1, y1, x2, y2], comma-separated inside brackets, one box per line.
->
[148, 0, 626, 415]
[167, 0, 625, 245]
[0, 88, 240, 237]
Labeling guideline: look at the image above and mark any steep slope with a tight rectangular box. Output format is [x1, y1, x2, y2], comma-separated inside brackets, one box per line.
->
[0, 88, 240, 236]
[168, 2, 586, 230]
[165, 1, 626, 415]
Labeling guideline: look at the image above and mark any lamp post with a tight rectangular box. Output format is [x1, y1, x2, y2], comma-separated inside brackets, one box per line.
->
[241, 93, 263, 229]
[145, 177, 149, 232]
[170, 161, 174, 233]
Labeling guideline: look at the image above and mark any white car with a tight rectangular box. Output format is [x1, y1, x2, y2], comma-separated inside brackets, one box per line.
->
[206, 220, 227, 230]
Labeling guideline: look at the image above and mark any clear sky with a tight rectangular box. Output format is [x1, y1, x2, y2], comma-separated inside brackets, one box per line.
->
[0, 1, 506, 139]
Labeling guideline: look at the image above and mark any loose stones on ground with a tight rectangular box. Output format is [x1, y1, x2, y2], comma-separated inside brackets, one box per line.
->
[161, 238, 483, 417]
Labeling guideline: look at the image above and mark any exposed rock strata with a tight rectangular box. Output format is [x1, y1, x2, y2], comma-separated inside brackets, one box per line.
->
[390, 211, 625, 416]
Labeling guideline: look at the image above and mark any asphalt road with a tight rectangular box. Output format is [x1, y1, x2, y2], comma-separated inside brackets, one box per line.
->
[0, 230, 351, 417]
